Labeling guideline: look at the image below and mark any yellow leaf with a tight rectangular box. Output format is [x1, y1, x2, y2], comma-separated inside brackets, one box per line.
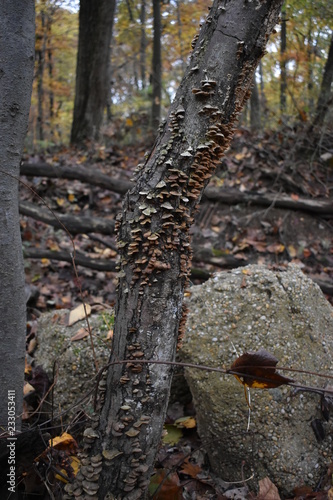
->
[125, 117, 133, 127]
[56, 197, 65, 207]
[175, 416, 196, 429]
[25, 359, 32, 375]
[55, 455, 80, 483]
[287, 245, 297, 258]
[68, 193, 76, 202]
[68, 303, 91, 326]
[49, 432, 77, 449]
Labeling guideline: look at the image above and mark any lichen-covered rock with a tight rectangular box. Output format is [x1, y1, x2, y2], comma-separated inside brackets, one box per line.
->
[34, 309, 112, 417]
[181, 264, 333, 496]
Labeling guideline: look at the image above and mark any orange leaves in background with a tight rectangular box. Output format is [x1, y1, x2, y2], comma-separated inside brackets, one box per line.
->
[228, 348, 294, 390]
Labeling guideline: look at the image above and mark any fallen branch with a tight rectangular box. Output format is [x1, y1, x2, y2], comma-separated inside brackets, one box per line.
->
[193, 247, 247, 268]
[20, 161, 133, 195]
[20, 201, 115, 235]
[23, 248, 116, 272]
[204, 188, 333, 216]
[21, 162, 333, 216]
[21, 163, 333, 215]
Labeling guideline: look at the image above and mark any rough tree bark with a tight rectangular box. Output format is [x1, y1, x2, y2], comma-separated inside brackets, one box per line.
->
[0, 0, 35, 434]
[70, 0, 116, 144]
[67, 1, 283, 498]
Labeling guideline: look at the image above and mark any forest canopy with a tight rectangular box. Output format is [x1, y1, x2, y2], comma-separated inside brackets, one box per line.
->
[29, 0, 333, 149]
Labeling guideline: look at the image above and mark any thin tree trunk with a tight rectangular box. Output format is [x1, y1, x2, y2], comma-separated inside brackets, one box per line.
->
[71, 0, 116, 144]
[280, 5, 287, 114]
[37, 9, 47, 142]
[48, 22, 55, 138]
[151, 0, 162, 129]
[66, 1, 284, 499]
[140, 0, 147, 90]
[176, 0, 186, 74]
[312, 32, 333, 129]
[306, 23, 314, 116]
[250, 74, 261, 132]
[0, 0, 35, 478]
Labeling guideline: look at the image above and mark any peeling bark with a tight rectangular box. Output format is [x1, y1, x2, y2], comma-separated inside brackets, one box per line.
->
[66, 1, 283, 499]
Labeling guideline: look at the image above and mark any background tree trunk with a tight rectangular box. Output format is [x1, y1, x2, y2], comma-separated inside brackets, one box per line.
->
[0, 0, 35, 434]
[140, 0, 147, 90]
[312, 32, 333, 128]
[250, 74, 261, 133]
[36, 8, 47, 142]
[68, 1, 284, 499]
[70, 0, 116, 144]
[151, 0, 162, 130]
[280, 5, 287, 114]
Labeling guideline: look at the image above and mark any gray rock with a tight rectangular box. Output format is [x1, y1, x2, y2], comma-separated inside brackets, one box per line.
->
[181, 264, 333, 496]
[34, 309, 112, 418]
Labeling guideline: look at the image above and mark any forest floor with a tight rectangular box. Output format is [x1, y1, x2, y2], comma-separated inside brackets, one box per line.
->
[20, 127, 333, 499]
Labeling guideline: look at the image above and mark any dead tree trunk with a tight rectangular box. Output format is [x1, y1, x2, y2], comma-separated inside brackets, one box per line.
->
[0, 0, 35, 436]
[69, 1, 284, 499]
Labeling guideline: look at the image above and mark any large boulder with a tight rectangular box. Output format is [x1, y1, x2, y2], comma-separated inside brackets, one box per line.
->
[33, 309, 112, 417]
[181, 264, 333, 496]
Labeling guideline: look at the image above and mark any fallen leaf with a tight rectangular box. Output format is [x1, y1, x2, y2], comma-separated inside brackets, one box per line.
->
[55, 455, 80, 483]
[175, 416, 196, 429]
[228, 348, 293, 389]
[25, 358, 32, 375]
[23, 382, 35, 396]
[68, 303, 91, 326]
[266, 243, 285, 254]
[49, 432, 78, 455]
[258, 477, 281, 499]
[303, 248, 312, 258]
[287, 244, 297, 258]
[70, 328, 89, 341]
[162, 424, 183, 445]
[179, 458, 201, 478]
[149, 470, 181, 500]
[56, 197, 66, 207]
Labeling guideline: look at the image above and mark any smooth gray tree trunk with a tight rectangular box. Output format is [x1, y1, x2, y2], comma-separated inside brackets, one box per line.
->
[67, 1, 283, 499]
[0, 7, 34, 500]
[0, 1, 34, 430]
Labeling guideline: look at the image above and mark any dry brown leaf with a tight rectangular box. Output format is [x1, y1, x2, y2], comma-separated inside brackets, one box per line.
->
[179, 458, 201, 478]
[258, 477, 281, 500]
[68, 303, 91, 326]
[70, 327, 89, 341]
[23, 382, 35, 396]
[228, 348, 294, 389]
